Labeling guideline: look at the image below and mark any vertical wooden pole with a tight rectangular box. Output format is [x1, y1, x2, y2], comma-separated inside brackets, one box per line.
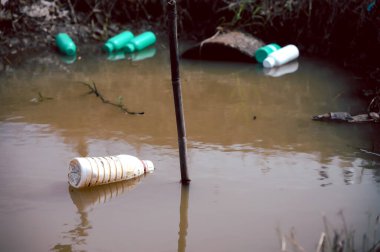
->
[167, 0, 190, 183]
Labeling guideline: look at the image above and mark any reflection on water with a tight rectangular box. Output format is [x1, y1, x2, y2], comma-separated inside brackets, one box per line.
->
[69, 176, 142, 212]
[51, 178, 142, 251]
[178, 185, 189, 252]
[106, 46, 157, 62]
[262, 61, 299, 77]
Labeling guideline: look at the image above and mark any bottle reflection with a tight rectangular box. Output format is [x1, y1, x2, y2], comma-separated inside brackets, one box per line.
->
[127, 47, 156, 62]
[263, 61, 299, 77]
[52, 177, 142, 251]
[59, 54, 77, 64]
[69, 176, 142, 211]
[106, 50, 126, 61]
[177, 184, 190, 252]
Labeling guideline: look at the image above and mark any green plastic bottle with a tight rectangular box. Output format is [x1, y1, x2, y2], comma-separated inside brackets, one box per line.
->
[55, 33, 77, 56]
[103, 31, 134, 53]
[124, 31, 156, 53]
[254, 43, 281, 63]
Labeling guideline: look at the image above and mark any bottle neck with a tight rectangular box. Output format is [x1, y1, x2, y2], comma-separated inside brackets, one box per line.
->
[263, 57, 276, 68]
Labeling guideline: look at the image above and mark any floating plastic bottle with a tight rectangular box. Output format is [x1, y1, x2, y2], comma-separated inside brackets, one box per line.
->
[254, 43, 281, 63]
[263, 44, 299, 68]
[68, 154, 154, 189]
[124, 31, 156, 53]
[103, 31, 134, 53]
[55, 33, 77, 56]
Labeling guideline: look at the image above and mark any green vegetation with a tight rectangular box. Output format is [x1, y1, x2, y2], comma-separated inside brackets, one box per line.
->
[278, 212, 380, 252]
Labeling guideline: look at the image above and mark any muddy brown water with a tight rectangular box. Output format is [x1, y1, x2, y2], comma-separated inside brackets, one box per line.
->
[0, 44, 379, 252]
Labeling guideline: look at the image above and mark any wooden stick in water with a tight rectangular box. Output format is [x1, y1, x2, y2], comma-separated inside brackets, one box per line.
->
[167, 0, 190, 183]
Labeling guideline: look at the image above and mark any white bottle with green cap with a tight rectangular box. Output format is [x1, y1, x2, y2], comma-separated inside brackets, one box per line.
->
[68, 154, 154, 189]
[263, 44, 299, 68]
[124, 31, 156, 53]
[103, 31, 134, 53]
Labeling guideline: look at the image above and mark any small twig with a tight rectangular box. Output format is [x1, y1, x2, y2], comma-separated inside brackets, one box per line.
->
[316, 232, 326, 252]
[77, 81, 144, 115]
[368, 95, 380, 113]
[4, 56, 12, 65]
[368, 239, 380, 252]
[199, 27, 223, 51]
[360, 148, 380, 157]
[285, 228, 306, 252]
[30, 92, 53, 103]
[323, 214, 333, 248]
[38, 92, 53, 101]
[276, 227, 287, 252]
[67, 0, 78, 24]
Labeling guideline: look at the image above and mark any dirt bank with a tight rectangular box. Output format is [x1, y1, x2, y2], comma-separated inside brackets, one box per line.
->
[1, 0, 379, 91]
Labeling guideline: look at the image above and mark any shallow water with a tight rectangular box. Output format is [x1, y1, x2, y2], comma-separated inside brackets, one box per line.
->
[0, 44, 379, 252]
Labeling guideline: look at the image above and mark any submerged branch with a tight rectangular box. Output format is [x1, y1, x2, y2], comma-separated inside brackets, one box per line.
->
[30, 92, 54, 103]
[77, 81, 144, 115]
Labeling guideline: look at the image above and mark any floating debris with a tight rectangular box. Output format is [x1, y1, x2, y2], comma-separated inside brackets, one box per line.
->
[181, 30, 264, 62]
[312, 112, 379, 123]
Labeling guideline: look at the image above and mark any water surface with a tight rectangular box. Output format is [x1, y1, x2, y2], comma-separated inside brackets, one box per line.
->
[0, 44, 379, 252]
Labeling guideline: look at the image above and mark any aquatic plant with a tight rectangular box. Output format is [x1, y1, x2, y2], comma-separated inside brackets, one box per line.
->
[277, 212, 380, 252]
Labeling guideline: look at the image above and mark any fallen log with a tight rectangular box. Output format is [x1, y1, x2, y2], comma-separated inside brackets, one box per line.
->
[181, 29, 264, 62]
[312, 112, 379, 123]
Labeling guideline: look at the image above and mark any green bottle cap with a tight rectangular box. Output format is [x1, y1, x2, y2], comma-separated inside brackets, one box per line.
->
[66, 47, 76, 56]
[255, 43, 281, 63]
[124, 43, 135, 53]
[103, 42, 114, 53]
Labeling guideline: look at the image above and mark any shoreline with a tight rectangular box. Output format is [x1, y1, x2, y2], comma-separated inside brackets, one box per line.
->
[0, 0, 378, 92]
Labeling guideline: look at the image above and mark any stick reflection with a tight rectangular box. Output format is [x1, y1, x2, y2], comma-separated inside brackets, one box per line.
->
[178, 184, 190, 252]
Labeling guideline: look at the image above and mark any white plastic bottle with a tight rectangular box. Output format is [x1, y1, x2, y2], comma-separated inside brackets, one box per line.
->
[263, 44, 299, 68]
[68, 154, 154, 189]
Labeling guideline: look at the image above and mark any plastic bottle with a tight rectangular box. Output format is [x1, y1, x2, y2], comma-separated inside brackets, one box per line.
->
[254, 43, 281, 63]
[124, 31, 156, 53]
[55, 33, 77, 56]
[103, 31, 134, 53]
[68, 154, 154, 189]
[263, 44, 299, 68]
